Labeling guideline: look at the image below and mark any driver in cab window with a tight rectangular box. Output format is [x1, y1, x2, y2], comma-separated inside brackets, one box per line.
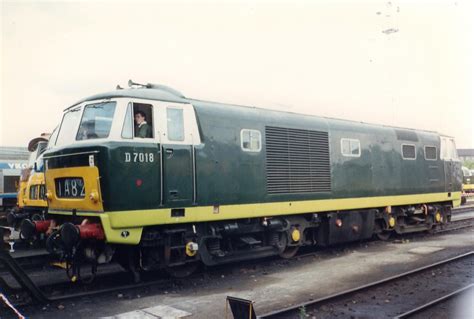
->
[134, 111, 152, 138]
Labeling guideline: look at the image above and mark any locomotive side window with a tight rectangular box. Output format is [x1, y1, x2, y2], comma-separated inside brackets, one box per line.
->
[424, 146, 437, 160]
[158, 102, 201, 145]
[341, 138, 360, 157]
[440, 138, 448, 159]
[401, 144, 416, 160]
[121, 103, 134, 139]
[449, 139, 460, 161]
[241, 129, 261, 152]
[47, 127, 59, 149]
[39, 185, 46, 200]
[56, 107, 82, 146]
[76, 101, 117, 140]
[30, 185, 36, 199]
[440, 137, 459, 161]
[133, 103, 154, 138]
[167, 107, 185, 141]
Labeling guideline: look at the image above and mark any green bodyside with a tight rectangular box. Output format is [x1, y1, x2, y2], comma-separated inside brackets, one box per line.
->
[44, 94, 463, 212]
[191, 100, 461, 206]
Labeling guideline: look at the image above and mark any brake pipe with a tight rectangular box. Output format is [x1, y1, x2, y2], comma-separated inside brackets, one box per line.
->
[422, 204, 428, 215]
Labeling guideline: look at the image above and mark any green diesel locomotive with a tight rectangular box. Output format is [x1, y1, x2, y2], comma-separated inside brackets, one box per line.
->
[21, 81, 463, 279]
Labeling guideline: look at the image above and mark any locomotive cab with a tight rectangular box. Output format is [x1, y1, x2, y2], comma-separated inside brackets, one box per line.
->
[41, 90, 201, 247]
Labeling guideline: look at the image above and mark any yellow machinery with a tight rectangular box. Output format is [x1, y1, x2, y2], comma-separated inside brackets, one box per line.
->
[6, 136, 50, 228]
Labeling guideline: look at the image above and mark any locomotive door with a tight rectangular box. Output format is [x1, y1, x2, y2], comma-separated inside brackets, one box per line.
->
[444, 159, 453, 192]
[159, 103, 200, 207]
[441, 136, 455, 192]
[162, 144, 193, 206]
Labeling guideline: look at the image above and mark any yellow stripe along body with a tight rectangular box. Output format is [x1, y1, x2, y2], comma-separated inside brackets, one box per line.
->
[48, 191, 461, 244]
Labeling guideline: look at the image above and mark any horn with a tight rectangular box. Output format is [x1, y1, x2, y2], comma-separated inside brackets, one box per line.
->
[128, 79, 146, 87]
[128, 80, 148, 88]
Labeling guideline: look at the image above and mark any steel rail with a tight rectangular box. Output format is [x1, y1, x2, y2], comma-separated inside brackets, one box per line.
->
[1, 215, 472, 306]
[258, 251, 474, 318]
[0, 247, 171, 306]
[394, 283, 474, 319]
[452, 204, 474, 214]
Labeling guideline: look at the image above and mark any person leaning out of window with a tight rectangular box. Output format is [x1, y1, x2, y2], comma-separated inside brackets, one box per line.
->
[134, 111, 152, 138]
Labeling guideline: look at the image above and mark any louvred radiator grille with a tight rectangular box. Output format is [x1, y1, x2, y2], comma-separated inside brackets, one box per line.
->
[265, 126, 331, 194]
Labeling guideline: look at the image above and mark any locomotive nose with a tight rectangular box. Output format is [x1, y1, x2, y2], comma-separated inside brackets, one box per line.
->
[45, 165, 104, 213]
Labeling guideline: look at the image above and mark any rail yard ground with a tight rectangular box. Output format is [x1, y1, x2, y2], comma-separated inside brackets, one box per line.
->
[3, 221, 472, 319]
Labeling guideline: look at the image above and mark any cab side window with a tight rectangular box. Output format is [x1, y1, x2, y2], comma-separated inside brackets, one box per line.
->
[134, 103, 154, 138]
[121, 103, 134, 139]
[29, 185, 37, 200]
[122, 103, 154, 139]
[167, 107, 185, 141]
[440, 137, 460, 161]
[449, 139, 459, 160]
[39, 185, 46, 200]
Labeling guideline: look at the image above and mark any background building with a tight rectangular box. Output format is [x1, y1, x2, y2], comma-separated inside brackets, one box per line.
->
[458, 149, 474, 162]
[0, 146, 29, 210]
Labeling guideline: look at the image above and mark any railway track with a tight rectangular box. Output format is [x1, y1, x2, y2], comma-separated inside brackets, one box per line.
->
[259, 251, 474, 318]
[451, 203, 474, 214]
[2, 214, 472, 275]
[3, 204, 473, 269]
[394, 284, 474, 319]
[0, 253, 172, 307]
[1, 208, 473, 309]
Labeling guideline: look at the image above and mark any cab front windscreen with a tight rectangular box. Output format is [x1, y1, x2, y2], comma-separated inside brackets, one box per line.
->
[54, 101, 117, 146]
[76, 102, 116, 140]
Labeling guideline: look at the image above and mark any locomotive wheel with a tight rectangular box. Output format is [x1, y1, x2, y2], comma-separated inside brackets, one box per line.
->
[165, 262, 199, 278]
[277, 232, 299, 259]
[374, 219, 391, 241]
[376, 231, 391, 241]
[279, 246, 299, 259]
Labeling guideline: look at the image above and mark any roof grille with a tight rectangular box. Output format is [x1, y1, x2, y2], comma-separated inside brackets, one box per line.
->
[265, 126, 331, 194]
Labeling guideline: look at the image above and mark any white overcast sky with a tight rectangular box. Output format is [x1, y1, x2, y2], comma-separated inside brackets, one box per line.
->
[1, 0, 473, 148]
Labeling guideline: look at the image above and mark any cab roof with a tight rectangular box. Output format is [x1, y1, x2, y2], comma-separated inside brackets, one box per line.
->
[66, 83, 446, 137]
[66, 85, 188, 110]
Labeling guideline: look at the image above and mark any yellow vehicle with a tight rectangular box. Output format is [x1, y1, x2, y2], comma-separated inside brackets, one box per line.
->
[15, 168, 30, 213]
[461, 166, 474, 205]
[462, 167, 474, 191]
[6, 136, 49, 228]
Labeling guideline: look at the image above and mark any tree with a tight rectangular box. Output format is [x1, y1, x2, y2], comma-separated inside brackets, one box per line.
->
[463, 160, 474, 170]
